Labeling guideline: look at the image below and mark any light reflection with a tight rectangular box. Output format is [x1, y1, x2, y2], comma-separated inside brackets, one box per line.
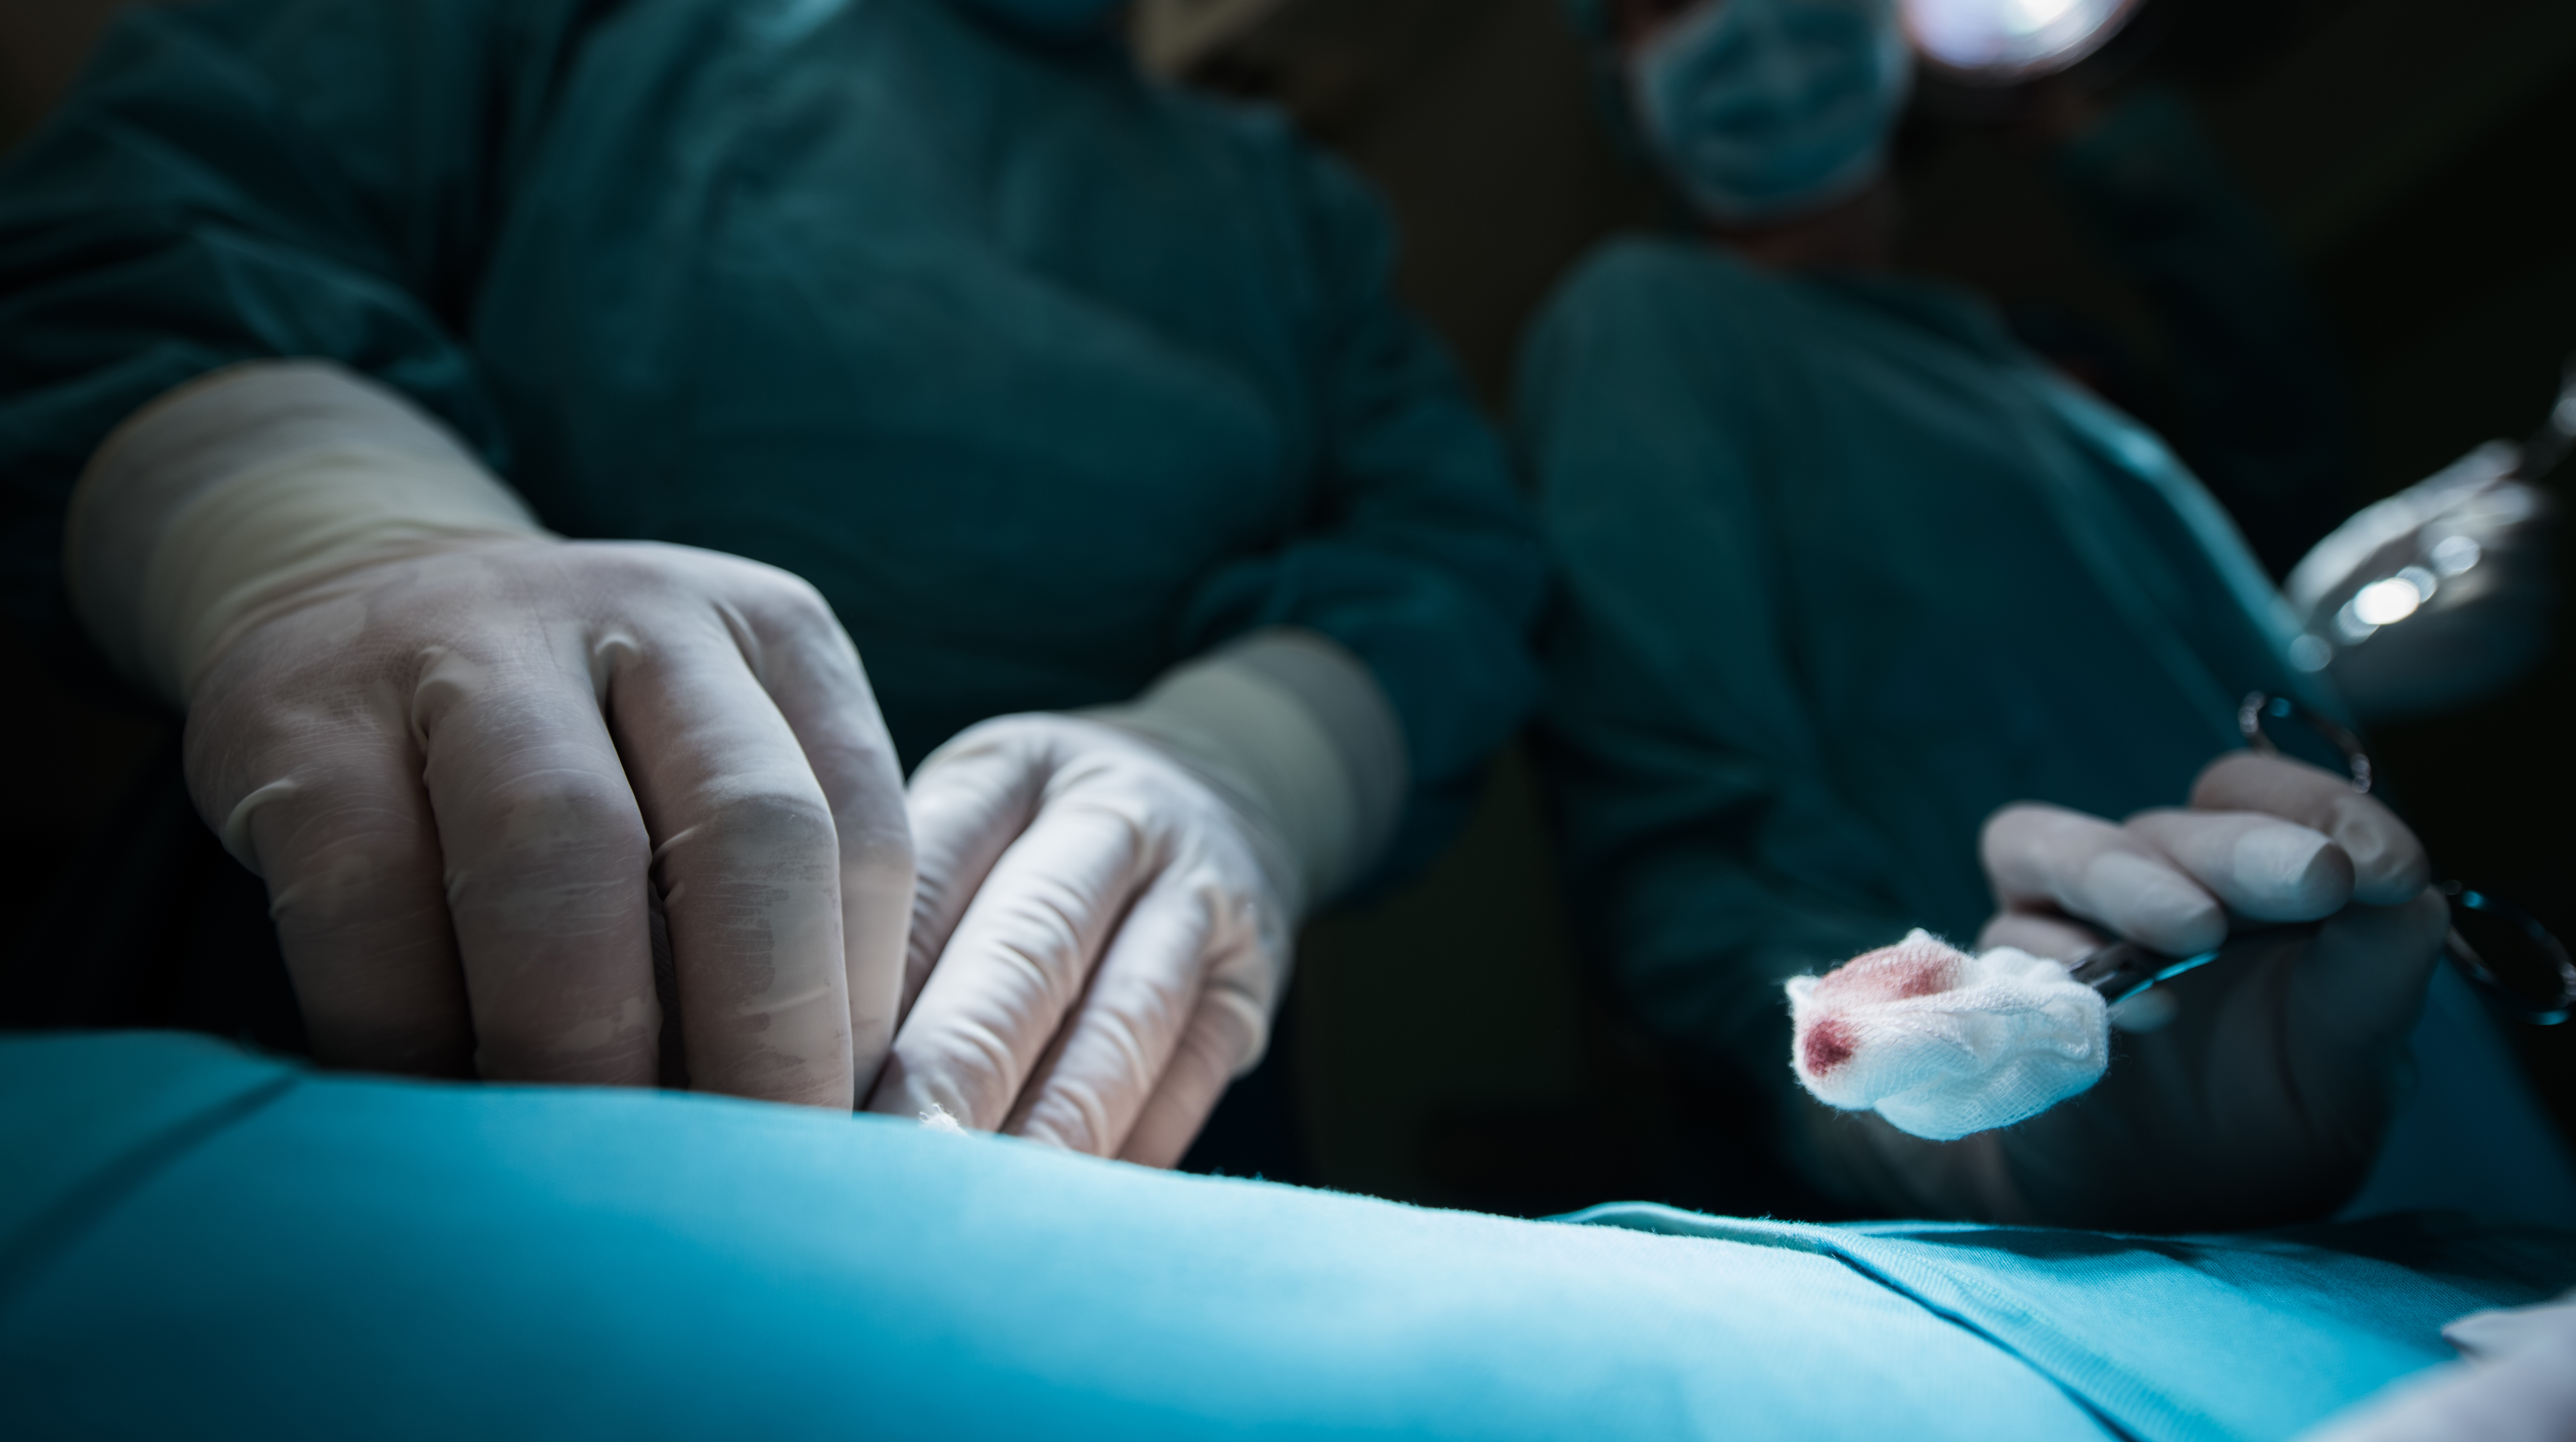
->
[2005, 0, 2076, 35]
[1903, 0, 2139, 78]
[2351, 575, 2425, 627]
[2429, 534, 2483, 577]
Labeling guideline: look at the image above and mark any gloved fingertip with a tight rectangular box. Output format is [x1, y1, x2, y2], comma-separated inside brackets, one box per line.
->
[2106, 988, 2180, 1034]
[2228, 824, 2354, 922]
[1012, 1116, 1094, 1155]
[2085, 849, 2225, 955]
[1976, 912, 2103, 964]
[1011, 1080, 1128, 1156]
[2152, 908, 2230, 959]
[860, 1058, 968, 1126]
[2185, 749, 2274, 810]
[2345, 841, 2435, 908]
[2122, 884, 2227, 957]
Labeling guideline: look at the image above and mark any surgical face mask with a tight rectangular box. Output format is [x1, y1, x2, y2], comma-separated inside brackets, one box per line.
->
[1628, 0, 1914, 225]
[952, 0, 1122, 42]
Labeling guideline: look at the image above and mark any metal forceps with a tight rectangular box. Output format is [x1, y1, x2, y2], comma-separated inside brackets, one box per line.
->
[2067, 693, 2576, 1024]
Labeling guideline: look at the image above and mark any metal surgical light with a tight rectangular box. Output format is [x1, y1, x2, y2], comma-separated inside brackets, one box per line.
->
[2291, 361, 2569, 683]
[1900, 0, 2142, 81]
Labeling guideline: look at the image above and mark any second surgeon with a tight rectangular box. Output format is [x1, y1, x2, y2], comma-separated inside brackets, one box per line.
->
[1525, 0, 2566, 1228]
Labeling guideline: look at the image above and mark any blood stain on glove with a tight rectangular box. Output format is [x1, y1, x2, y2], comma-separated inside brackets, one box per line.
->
[1786, 929, 2109, 1141]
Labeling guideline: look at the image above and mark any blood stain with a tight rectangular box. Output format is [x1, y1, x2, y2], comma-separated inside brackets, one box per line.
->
[1803, 1018, 1857, 1075]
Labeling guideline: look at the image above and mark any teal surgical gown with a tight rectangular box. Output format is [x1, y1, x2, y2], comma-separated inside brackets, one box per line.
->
[1525, 239, 2316, 1068]
[0, 0, 1544, 876]
[7, 1029, 2572, 1440]
[1518, 239, 2576, 1219]
[2037, 90, 2354, 578]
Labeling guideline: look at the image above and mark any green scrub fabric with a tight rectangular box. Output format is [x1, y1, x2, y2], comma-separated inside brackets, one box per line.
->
[0, 0, 1544, 872]
[8, 1029, 2572, 1441]
[1517, 239, 2576, 1221]
[2042, 90, 2353, 579]
[1524, 238, 2320, 1070]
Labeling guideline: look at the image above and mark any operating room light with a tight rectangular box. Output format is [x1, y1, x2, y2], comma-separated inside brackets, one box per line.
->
[1901, 0, 2142, 80]
[2005, 0, 2076, 35]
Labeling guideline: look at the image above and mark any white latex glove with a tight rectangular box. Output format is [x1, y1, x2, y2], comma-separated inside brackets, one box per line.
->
[2283, 442, 2557, 723]
[1816, 751, 2446, 1229]
[868, 630, 1404, 1167]
[66, 362, 912, 1106]
[2296, 1290, 2576, 1442]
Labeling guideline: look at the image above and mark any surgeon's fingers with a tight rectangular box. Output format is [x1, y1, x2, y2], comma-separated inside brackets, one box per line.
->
[1120, 982, 1266, 1170]
[410, 636, 660, 1088]
[2124, 809, 2355, 923]
[2191, 752, 2431, 906]
[604, 619, 853, 1108]
[898, 738, 1048, 1020]
[1007, 873, 1231, 1156]
[1976, 910, 2108, 964]
[727, 566, 916, 1094]
[868, 802, 1151, 1130]
[1982, 803, 2227, 957]
[187, 673, 472, 1078]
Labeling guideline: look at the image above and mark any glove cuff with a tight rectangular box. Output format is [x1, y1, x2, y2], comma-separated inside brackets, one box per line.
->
[65, 360, 552, 707]
[1084, 629, 1407, 915]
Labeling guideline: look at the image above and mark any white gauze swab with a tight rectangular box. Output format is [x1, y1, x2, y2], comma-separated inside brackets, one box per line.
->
[1785, 929, 2109, 1140]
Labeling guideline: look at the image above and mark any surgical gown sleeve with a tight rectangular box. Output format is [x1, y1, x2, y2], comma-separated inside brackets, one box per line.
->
[1518, 244, 1912, 1113]
[2049, 89, 2352, 578]
[0, 0, 571, 686]
[1176, 154, 1547, 880]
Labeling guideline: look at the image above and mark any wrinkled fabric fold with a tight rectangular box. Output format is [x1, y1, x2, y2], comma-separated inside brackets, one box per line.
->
[10, 1030, 2573, 1441]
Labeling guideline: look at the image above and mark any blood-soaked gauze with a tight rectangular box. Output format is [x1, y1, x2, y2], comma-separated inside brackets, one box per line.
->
[1785, 929, 2109, 1141]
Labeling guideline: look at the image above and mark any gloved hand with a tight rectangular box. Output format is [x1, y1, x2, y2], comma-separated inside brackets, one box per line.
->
[867, 630, 1404, 1166]
[867, 716, 1290, 1165]
[2285, 442, 2557, 723]
[2296, 1288, 2576, 1442]
[1817, 751, 2447, 1230]
[68, 362, 913, 1106]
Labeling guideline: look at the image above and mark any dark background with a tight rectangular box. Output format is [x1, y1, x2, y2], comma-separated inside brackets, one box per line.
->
[5, 0, 2571, 1214]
